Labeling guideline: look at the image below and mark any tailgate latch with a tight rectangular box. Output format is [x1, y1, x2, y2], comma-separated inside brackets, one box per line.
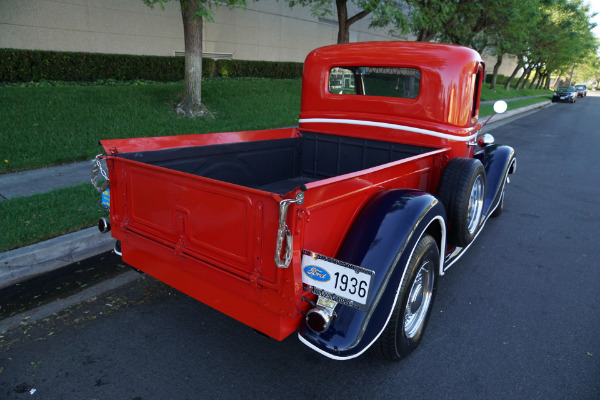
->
[274, 190, 305, 268]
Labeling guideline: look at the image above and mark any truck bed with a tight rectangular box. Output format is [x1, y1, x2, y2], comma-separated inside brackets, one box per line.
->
[117, 131, 435, 195]
[103, 129, 446, 340]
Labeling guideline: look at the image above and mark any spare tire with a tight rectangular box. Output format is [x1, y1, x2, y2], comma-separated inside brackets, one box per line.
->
[437, 158, 486, 247]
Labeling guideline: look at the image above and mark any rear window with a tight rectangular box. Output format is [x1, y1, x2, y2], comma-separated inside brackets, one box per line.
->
[329, 67, 420, 99]
[558, 86, 575, 92]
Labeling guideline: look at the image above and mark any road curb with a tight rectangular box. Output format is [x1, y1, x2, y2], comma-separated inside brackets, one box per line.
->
[0, 270, 140, 332]
[489, 100, 552, 123]
[0, 227, 115, 290]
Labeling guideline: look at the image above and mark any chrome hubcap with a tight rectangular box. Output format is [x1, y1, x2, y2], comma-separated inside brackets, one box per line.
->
[404, 261, 434, 339]
[467, 175, 484, 234]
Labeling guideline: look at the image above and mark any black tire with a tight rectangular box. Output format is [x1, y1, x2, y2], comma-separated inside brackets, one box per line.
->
[371, 234, 439, 361]
[437, 158, 486, 247]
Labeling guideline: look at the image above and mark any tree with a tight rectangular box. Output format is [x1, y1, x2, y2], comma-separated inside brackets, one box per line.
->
[142, 0, 245, 117]
[494, 0, 598, 91]
[572, 55, 600, 84]
[541, 0, 598, 87]
[287, 0, 408, 44]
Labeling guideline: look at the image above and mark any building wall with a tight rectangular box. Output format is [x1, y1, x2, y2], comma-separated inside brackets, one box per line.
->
[0, 0, 518, 74]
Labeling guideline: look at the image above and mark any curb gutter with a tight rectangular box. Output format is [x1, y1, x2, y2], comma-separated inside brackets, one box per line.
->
[0, 227, 115, 290]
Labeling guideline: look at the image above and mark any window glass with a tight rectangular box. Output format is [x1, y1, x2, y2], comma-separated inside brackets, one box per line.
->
[329, 67, 356, 94]
[328, 67, 420, 99]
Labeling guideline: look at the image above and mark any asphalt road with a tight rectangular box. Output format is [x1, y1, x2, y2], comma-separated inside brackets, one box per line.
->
[1, 93, 599, 399]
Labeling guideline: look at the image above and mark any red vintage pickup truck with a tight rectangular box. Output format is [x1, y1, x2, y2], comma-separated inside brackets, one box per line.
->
[95, 41, 516, 361]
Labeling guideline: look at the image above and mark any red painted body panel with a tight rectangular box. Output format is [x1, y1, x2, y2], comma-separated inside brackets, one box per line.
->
[100, 41, 484, 341]
[103, 143, 448, 340]
[300, 41, 484, 159]
[101, 127, 301, 154]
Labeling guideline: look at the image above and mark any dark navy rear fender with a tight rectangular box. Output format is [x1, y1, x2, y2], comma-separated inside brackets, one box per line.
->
[476, 144, 516, 217]
[298, 189, 447, 360]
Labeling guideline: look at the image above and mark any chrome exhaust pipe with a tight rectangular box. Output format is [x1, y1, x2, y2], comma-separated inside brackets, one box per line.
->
[305, 307, 335, 334]
[114, 240, 122, 256]
[98, 217, 111, 233]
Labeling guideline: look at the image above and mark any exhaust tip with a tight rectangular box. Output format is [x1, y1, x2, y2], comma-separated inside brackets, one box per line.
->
[113, 240, 123, 257]
[306, 307, 335, 334]
[98, 217, 111, 233]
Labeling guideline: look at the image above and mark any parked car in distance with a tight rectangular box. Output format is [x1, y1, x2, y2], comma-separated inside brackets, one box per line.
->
[575, 84, 587, 97]
[552, 86, 577, 103]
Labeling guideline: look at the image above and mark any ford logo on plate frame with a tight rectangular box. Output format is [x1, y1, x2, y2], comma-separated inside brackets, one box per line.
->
[303, 265, 331, 282]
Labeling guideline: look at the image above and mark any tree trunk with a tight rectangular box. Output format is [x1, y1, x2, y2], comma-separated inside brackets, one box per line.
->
[536, 72, 546, 90]
[336, 0, 349, 43]
[417, 29, 437, 42]
[490, 53, 503, 91]
[528, 66, 541, 90]
[535, 73, 543, 90]
[567, 63, 575, 86]
[515, 66, 532, 90]
[504, 56, 523, 91]
[176, 0, 207, 117]
[336, 0, 370, 44]
[550, 73, 562, 90]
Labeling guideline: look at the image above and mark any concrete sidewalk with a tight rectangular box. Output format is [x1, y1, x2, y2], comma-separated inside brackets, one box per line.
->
[0, 159, 116, 289]
[0, 160, 91, 200]
[0, 99, 553, 291]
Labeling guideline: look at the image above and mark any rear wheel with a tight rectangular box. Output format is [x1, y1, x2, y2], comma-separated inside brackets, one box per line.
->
[437, 158, 486, 247]
[371, 234, 439, 361]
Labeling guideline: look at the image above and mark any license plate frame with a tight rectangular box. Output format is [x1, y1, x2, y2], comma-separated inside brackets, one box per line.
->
[301, 250, 374, 311]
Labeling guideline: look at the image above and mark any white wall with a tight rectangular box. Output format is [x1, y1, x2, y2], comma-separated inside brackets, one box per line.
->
[0, 0, 517, 74]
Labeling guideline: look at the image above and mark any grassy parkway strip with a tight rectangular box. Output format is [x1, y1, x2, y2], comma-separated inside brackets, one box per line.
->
[0, 80, 553, 251]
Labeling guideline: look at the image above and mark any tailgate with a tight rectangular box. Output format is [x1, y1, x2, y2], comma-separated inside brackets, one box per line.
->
[109, 156, 282, 285]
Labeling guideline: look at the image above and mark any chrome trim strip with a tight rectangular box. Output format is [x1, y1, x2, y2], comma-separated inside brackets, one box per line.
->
[298, 118, 478, 142]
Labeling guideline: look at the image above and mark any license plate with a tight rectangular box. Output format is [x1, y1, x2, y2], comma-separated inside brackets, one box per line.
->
[301, 250, 374, 311]
[101, 189, 110, 209]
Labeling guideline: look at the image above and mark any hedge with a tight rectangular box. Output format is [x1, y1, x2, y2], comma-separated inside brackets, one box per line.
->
[217, 59, 303, 79]
[485, 73, 510, 84]
[0, 48, 303, 83]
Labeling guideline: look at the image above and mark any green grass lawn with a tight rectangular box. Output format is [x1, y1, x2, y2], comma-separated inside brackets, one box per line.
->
[480, 85, 553, 102]
[0, 79, 552, 251]
[0, 184, 106, 252]
[480, 96, 552, 117]
[0, 78, 302, 174]
[0, 80, 552, 174]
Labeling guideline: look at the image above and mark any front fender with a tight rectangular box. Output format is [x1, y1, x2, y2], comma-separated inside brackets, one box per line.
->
[298, 189, 446, 360]
[477, 144, 516, 217]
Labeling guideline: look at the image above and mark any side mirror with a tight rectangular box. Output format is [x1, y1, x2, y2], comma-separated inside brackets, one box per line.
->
[493, 100, 508, 114]
[480, 100, 509, 130]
